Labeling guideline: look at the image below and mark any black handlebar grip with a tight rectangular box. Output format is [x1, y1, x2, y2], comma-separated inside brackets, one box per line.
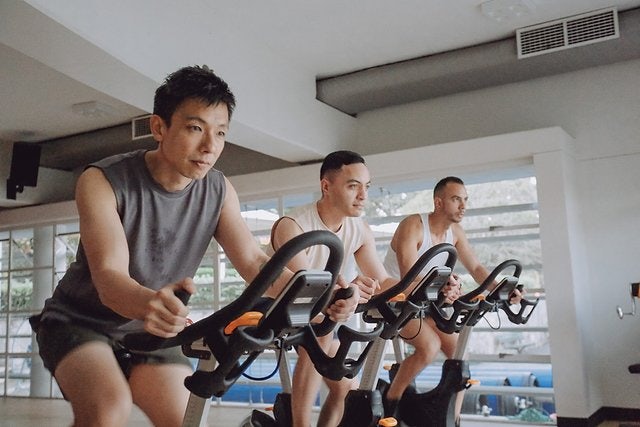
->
[121, 289, 191, 351]
[175, 289, 191, 305]
[313, 286, 355, 337]
[332, 286, 355, 304]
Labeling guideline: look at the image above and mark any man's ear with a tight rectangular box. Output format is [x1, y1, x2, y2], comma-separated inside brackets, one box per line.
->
[433, 196, 442, 211]
[320, 177, 330, 197]
[149, 115, 167, 142]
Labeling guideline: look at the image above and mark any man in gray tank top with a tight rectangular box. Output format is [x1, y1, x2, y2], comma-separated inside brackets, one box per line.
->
[29, 65, 357, 427]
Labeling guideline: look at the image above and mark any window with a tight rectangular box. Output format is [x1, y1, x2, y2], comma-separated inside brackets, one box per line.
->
[366, 175, 553, 420]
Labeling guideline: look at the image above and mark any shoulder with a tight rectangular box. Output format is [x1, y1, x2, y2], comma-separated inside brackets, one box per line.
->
[90, 149, 144, 170]
[398, 213, 424, 234]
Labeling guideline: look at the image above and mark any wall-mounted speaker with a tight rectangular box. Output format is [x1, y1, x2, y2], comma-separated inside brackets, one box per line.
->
[6, 141, 41, 200]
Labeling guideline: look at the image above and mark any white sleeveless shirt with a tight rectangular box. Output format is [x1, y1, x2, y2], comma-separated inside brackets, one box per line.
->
[383, 213, 453, 278]
[276, 203, 367, 283]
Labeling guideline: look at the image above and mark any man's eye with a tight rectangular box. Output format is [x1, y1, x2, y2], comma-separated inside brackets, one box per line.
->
[189, 125, 202, 132]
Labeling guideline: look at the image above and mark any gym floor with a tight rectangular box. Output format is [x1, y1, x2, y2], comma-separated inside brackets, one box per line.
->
[0, 397, 630, 427]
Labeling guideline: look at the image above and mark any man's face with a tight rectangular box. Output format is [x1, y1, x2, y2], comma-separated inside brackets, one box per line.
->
[322, 162, 371, 217]
[436, 182, 468, 223]
[152, 98, 229, 181]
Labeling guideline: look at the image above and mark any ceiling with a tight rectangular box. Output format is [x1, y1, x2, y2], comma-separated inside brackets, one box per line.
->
[1, 0, 640, 207]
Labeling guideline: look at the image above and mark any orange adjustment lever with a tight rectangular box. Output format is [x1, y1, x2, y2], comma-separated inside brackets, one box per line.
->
[470, 295, 486, 303]
[379, 417, 398, 426]
[224, 311, 263, 335]
[389, 293, 406, 302]
[467, 379, 481, 386]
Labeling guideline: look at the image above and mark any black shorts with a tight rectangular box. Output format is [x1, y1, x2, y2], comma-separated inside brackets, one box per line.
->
[32, 316, 191, 379]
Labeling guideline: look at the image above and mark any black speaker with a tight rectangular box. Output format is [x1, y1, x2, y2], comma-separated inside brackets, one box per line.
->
[6, 142, 41, 199]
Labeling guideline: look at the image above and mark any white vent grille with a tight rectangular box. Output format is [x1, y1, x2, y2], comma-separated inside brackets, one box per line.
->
[131, 115, 152, 140]
[517, 7, 619, 59]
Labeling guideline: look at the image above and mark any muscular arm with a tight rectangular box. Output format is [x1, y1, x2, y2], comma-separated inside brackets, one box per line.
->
[78, 168, 193, 336]
[452, 223, 490, 285]
[390, 214, 424, 278]
[453, 224, 523, 302]
[354, 222, 395, 292]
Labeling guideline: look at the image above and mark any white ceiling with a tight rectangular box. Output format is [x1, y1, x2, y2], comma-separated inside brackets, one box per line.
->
[1, 0, 640, 172]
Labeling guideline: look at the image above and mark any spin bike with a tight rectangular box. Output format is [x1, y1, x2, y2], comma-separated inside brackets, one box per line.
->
[123, 230, 354, 427]
[336, 242, 461, 427]
[383, 259, 540, 427]
[242, 271, 388, 426]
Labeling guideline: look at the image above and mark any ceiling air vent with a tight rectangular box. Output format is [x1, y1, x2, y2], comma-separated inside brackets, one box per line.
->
[131, 115, 152, 140]
[517, 7, 619, 59]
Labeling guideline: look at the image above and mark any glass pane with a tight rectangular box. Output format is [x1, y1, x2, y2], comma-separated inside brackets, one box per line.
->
[9, 272, 33, 312]
[56, 222, 80, 235]
[468, 330, 550, 355]
[0, 316, 6, 352]
[6, 356, 31, 396]
[10, 229, 35, 270]
[8, 314, 33, 353]
[0, 235, 9, 272]
[193, 239, 216, 310]
[55, 233, 80, 275]
[1, 271, 7, 312]
[283, 193, 315, 212]
[240, 199, 279, 250]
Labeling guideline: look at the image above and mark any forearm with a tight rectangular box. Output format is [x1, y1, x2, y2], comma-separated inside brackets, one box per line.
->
[93, 268, 156, 320]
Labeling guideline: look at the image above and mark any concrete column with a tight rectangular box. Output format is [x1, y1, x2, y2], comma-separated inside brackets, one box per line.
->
[29, 226, 54, 397]
[534, 150, 596, 418]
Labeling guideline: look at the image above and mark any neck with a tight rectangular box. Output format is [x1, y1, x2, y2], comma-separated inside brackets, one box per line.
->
[145, 150, 192, 192]
[428, 212, 451, 241]
[316, 200, 344, 233]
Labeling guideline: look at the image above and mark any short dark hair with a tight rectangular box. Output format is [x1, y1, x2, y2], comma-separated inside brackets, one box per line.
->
[433, 176, 464, 197]
[320, 150, 366, 179]
[153, 65, 236, 126]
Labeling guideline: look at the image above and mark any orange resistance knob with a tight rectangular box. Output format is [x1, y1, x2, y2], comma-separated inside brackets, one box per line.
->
[379, 417, 398, 426]
[389, 293, 406, 302]
[224, 311, 264, 335]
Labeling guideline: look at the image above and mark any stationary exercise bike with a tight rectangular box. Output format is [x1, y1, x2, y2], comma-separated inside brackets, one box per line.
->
[337, 243, 461, 427]
[383, 259, 539, 427]
[123, 230, 353, 427]
[243, 272, 387, 426]
[240, 295, 384, 426]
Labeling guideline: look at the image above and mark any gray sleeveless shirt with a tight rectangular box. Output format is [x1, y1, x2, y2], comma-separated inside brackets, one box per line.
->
[40, 149, 226, 332]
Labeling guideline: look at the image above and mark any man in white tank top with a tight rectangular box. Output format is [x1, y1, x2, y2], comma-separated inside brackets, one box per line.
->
[269, 150, 398, 427]
[382, 176, 521, 423]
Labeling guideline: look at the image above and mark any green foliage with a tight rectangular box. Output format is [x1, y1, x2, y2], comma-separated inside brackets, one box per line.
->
[0, 283, 32, 312]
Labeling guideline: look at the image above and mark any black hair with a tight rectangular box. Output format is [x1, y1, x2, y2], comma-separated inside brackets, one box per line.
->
[433, 176, 465, 197]
[153, 65, 236, 126]
[320, 150, 366, 179]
